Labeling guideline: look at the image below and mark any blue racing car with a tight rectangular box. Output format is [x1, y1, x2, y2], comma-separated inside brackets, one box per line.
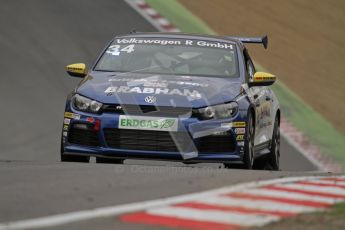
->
[61, 32, 281, 170]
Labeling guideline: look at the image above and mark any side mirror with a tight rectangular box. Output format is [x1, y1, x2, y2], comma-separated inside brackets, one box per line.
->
[249, 72, 276, 87]
[66, 63, 87, 78]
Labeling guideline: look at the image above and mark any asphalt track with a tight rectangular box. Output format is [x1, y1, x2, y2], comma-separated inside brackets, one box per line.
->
[0, 0, 325, 229]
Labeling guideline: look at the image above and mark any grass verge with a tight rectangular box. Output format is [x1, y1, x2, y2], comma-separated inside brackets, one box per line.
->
[253, 202, 345, 230]
[145, 0, 345, 170]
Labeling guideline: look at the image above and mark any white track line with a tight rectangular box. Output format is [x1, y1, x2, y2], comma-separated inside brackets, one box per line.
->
[272, 183, 345, 196]
[195, 196, 317, 213]
[305, 180, 345, 186]
[0, 176, 340, 230]
[147, 206, 279, 227]
[240, 188, 340, 204]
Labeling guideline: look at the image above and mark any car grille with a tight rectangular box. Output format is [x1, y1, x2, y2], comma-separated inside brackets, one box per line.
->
[102, 104, 192, 117]
[68, 124, 100, 147]
[197, 135, 236, 153]
[104, 129, 183, 152]
[103, 129, 236, 153]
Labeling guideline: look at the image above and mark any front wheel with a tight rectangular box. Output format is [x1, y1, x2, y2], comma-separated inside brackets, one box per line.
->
[61, 153, 90, 163]
[267, 117, 280, 170]
[60, 137, 90, 163]
[96, 157, 124, 164]
[243, 112, 255, 169]
[223, 112, 255, 170]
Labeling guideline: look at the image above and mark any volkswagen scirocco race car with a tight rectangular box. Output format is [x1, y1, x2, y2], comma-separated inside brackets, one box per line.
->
[61, 32, 281, 170]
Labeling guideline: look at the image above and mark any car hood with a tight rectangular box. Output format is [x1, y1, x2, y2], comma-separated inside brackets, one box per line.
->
[76, 71, 242, 108]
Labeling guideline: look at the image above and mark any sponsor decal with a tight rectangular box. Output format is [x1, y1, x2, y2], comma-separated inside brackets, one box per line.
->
[115, 38, 234, 50]
[258, 102, 271, 120]
[212, 131, 228, 136]
[116, 38, 183, 46]
[105, 86, 201, 99]
[64, 112, 80, 120]
[119, 115, 178, 132]
[74, 114, 81, 120]
[63, 125, 69, 131]
[236, 134, 244, 141]
[63, 118, 71, 125]
[143, 81, 168, 88]
[64, 112, 73, 119]
[232, 122, 246, 128]
[86, 117, 95, 123]
[235, 128, 246, 134]
[108, 78, 208, 87]
[221, 123, 233, 128]
[106, 44, 135, 56]
[237, 141, 245, 146]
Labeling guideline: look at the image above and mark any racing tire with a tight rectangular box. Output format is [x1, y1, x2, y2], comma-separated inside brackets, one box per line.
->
[242, 112, 255, 169]
[224, 112, 255, 169]
[61, 154, 90, 163]
[60, 137, 90, 163]
[96, 157, 124, 164]
[267, 117, 280, 170]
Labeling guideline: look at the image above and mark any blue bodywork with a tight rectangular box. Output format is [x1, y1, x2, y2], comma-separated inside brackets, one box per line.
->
[62, 33, 255, 163]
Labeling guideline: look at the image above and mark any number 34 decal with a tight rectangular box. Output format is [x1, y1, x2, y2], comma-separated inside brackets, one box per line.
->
[106, 44, 135, 56]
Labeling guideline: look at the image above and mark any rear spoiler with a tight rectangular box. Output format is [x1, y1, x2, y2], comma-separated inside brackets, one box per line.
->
[225, 35, 268, 49]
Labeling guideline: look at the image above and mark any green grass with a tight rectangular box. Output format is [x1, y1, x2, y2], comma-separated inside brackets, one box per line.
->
[145, 0, 345, 171]
[330, 202, 345, 216]
[254, 202, 345, 229]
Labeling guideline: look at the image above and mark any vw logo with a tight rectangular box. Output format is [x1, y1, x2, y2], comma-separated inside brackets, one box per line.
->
[145, 95, 157, 104]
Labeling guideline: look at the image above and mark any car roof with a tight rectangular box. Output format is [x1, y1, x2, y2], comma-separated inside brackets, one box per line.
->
[114, 32, 243, 48]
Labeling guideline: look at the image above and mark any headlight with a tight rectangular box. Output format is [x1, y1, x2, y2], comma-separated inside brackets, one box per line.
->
[72, 94, 103, 113]
[197, 102, 238, 120]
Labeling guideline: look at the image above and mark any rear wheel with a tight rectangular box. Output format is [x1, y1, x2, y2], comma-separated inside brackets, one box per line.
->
[96, 157, 124, 164]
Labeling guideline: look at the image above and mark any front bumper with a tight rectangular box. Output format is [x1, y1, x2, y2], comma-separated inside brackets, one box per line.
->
[61, 108, 246, 163]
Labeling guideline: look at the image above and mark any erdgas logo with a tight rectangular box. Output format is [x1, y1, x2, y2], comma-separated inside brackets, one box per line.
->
[119, 115, 178, 132]
[160, 119, 175, 129]
[144, 95, 156, 104]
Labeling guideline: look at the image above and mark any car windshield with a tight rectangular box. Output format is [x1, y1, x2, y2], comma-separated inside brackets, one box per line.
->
[95, 38, 239, 78]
